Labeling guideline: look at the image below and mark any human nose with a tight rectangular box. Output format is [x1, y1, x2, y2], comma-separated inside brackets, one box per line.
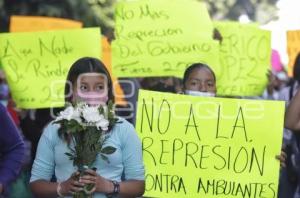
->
[198, 82, 208, 92]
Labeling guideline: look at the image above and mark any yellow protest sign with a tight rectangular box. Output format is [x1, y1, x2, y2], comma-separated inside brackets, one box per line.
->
[0, 16, 84, 70]
[136, 90, 284, 198]
[114, 0, 213, 40]
[214, 22, 271, 96]
[0, 28, 101, 108]
[287, 30, 300, 77]
[9, 15, 82, 32]
[112, 0, 218, 77]
[102, 37, 127, 105]
[113, 39, 220, 77]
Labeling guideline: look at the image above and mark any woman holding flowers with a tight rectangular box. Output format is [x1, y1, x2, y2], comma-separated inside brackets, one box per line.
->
[30, 57, 145, 198]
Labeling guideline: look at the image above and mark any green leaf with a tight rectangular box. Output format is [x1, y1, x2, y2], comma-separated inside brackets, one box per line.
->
[101, 146, 116, 154]
[65, 152, 72, 156]
[65, 152, 75, 160]
[65, 152, 74, 157]
[68, 146, 76, 154]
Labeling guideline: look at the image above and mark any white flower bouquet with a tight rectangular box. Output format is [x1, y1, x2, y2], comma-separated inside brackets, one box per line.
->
[54, 101, 118, 198]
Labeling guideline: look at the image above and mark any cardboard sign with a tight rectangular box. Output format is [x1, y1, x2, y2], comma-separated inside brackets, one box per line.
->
[136, 90, 284, 198]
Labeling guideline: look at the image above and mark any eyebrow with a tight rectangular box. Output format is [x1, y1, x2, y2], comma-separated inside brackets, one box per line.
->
[190, 78, 215, 82]
[79, 81, 104, 84]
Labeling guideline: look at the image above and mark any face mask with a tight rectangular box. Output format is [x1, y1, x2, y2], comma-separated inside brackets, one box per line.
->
[185, 90, 215, 97]
[74, 92, 108, 106]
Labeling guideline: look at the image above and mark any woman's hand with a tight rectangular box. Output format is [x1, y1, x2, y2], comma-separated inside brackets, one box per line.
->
[60, 172, 85, 196]
[79, 169, 112, 194]
[276, 150, 287, 168]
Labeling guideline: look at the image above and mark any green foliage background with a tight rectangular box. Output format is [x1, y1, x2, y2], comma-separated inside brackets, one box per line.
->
[0, 0, 279, 34]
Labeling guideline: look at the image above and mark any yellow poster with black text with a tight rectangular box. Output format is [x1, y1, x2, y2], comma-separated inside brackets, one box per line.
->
[214, 22, 271, 96]
[112, 0, 218, 78]
[0, 28, 101, 108]
[136, 90, 284, 198]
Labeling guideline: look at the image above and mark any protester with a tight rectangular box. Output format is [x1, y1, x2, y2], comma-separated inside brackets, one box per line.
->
[30, 57, 145, 198]
[0, 103, 25, 197]
[182, 63, 217, 96]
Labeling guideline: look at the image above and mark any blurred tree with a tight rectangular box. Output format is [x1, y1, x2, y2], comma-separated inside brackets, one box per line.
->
[0, 0, 278, 33]
[0, 0, 116, 35]
[204, 0, 279, 23]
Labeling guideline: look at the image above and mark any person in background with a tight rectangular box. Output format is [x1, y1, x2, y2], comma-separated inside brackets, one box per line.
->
[284, 84, 300, 198]
[148, 77, 180, 93]
[272, 53, 300, 198]
[19, 108, 57, 166]
[182, 63, 216, 97]
[262, 70, 289, 100]
[182, 62, 286, 170]
[262, 49, 289, 101]
[286, 89, 300, 131]
[0, 103, 25, 197]
[277, 53, 300, 149]
[279, 53, 300, 103]
[5, 98, 32, 198]
[0, 70, 33, 197]
[0, 70, 9, 107]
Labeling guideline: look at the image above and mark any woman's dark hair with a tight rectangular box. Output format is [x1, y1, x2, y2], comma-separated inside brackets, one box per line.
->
[183, 63, 216, 87]
[64, 57, 114, 104]
[293, 53, 300, 83]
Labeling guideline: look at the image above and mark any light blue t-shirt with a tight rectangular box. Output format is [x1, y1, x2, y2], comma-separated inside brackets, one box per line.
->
[30, 117, 145, 198]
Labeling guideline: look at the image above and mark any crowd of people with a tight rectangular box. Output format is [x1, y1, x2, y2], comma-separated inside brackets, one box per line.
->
[0, 27, 300, 198]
